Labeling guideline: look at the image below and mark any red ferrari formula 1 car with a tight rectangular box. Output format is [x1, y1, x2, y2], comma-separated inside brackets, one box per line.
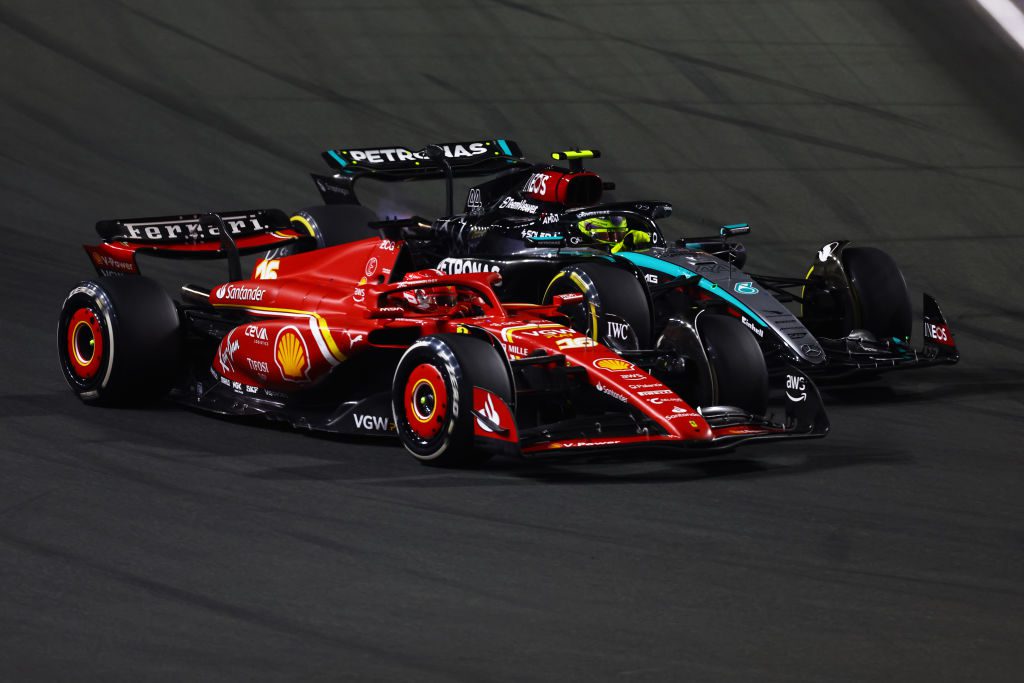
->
[58, 210, 829, 466]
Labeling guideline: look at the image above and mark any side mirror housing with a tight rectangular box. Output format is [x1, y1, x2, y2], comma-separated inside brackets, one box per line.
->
[524, 234, 567, 248]
[720, 223, 751, 238]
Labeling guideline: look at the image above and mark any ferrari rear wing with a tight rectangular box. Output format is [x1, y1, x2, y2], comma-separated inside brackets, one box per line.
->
[95, 208, 297, 244]
[85, 209, 311, 280]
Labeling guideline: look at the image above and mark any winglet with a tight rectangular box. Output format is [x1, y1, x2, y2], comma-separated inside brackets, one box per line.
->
[922, 293, 960, 363]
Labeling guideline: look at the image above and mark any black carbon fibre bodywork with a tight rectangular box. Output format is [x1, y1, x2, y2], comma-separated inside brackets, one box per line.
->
[309, 158, 959, 377]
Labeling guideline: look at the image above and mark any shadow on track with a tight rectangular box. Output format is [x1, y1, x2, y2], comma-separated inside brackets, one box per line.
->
[818, 368, 1024, 406]
[248, 444, 909, 486]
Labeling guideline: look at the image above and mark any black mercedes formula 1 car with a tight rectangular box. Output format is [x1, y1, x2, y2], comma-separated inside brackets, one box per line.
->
[280, 139, 959, 393]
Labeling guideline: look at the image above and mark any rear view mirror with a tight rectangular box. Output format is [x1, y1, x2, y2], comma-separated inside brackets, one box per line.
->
[524, 234, 567, 248]
[551, 292, 585, 308]
[720, 223, 751, 238]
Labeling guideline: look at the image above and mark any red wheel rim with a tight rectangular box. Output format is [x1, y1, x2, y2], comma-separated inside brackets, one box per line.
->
[66, 307, 104, 380]
[403, 363, 447, 440]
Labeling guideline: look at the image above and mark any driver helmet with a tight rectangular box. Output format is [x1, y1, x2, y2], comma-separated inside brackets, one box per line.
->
[576, 215, 651, 253]
[397, 269, 457, 312]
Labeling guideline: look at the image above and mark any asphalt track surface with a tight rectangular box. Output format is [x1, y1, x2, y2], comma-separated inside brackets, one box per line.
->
[2, 1, 1024, 680]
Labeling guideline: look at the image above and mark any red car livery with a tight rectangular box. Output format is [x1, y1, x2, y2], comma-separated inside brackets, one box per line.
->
[59, 210, 828, 466]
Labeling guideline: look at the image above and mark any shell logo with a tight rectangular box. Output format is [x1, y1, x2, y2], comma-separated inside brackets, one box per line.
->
[593, 357, 635, 372]
[274, 326, 310, 381]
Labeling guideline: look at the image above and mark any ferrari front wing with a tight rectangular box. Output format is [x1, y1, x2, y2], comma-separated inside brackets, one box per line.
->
[517, 365, 829, 456]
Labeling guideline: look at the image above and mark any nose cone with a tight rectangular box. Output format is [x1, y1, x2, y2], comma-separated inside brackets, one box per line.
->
[584, 354, 712, 441]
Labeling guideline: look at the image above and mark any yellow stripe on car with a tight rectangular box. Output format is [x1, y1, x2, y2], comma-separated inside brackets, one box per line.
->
[213, 302, 347, 362]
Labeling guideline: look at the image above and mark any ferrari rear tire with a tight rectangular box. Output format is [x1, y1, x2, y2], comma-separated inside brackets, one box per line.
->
[58, 277, 181, 405]
[291, 204, 379, 248]
[842, 247, 912, 340]
[392, 334, 512, 467]
[542, 261, 653, 350]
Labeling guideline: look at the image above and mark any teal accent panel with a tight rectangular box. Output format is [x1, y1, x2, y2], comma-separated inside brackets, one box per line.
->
[327, 150, 348, 167]
[615, 252, 766, 326]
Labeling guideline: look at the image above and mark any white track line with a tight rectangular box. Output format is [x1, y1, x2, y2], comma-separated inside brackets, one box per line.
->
[974, 0, 1024, 51]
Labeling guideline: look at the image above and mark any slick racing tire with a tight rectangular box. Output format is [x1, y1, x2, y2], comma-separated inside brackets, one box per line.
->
[58, 277, 181, 405]
[392, 334, 513, 467]
[542, 261, 653, 350]
[842, 247, 912, 341]
[698, 314, 769, 416]
[291, 205, 380, 248]
[660, 314, 768, 416]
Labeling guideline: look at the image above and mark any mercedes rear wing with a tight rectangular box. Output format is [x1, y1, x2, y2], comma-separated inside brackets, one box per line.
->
[313, 139, 529, 209]
[322, 139, 524, 179]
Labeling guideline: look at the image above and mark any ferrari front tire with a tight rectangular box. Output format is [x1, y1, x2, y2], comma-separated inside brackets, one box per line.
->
[58, 277, 180, 404]
[392, 334, 511, 467]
